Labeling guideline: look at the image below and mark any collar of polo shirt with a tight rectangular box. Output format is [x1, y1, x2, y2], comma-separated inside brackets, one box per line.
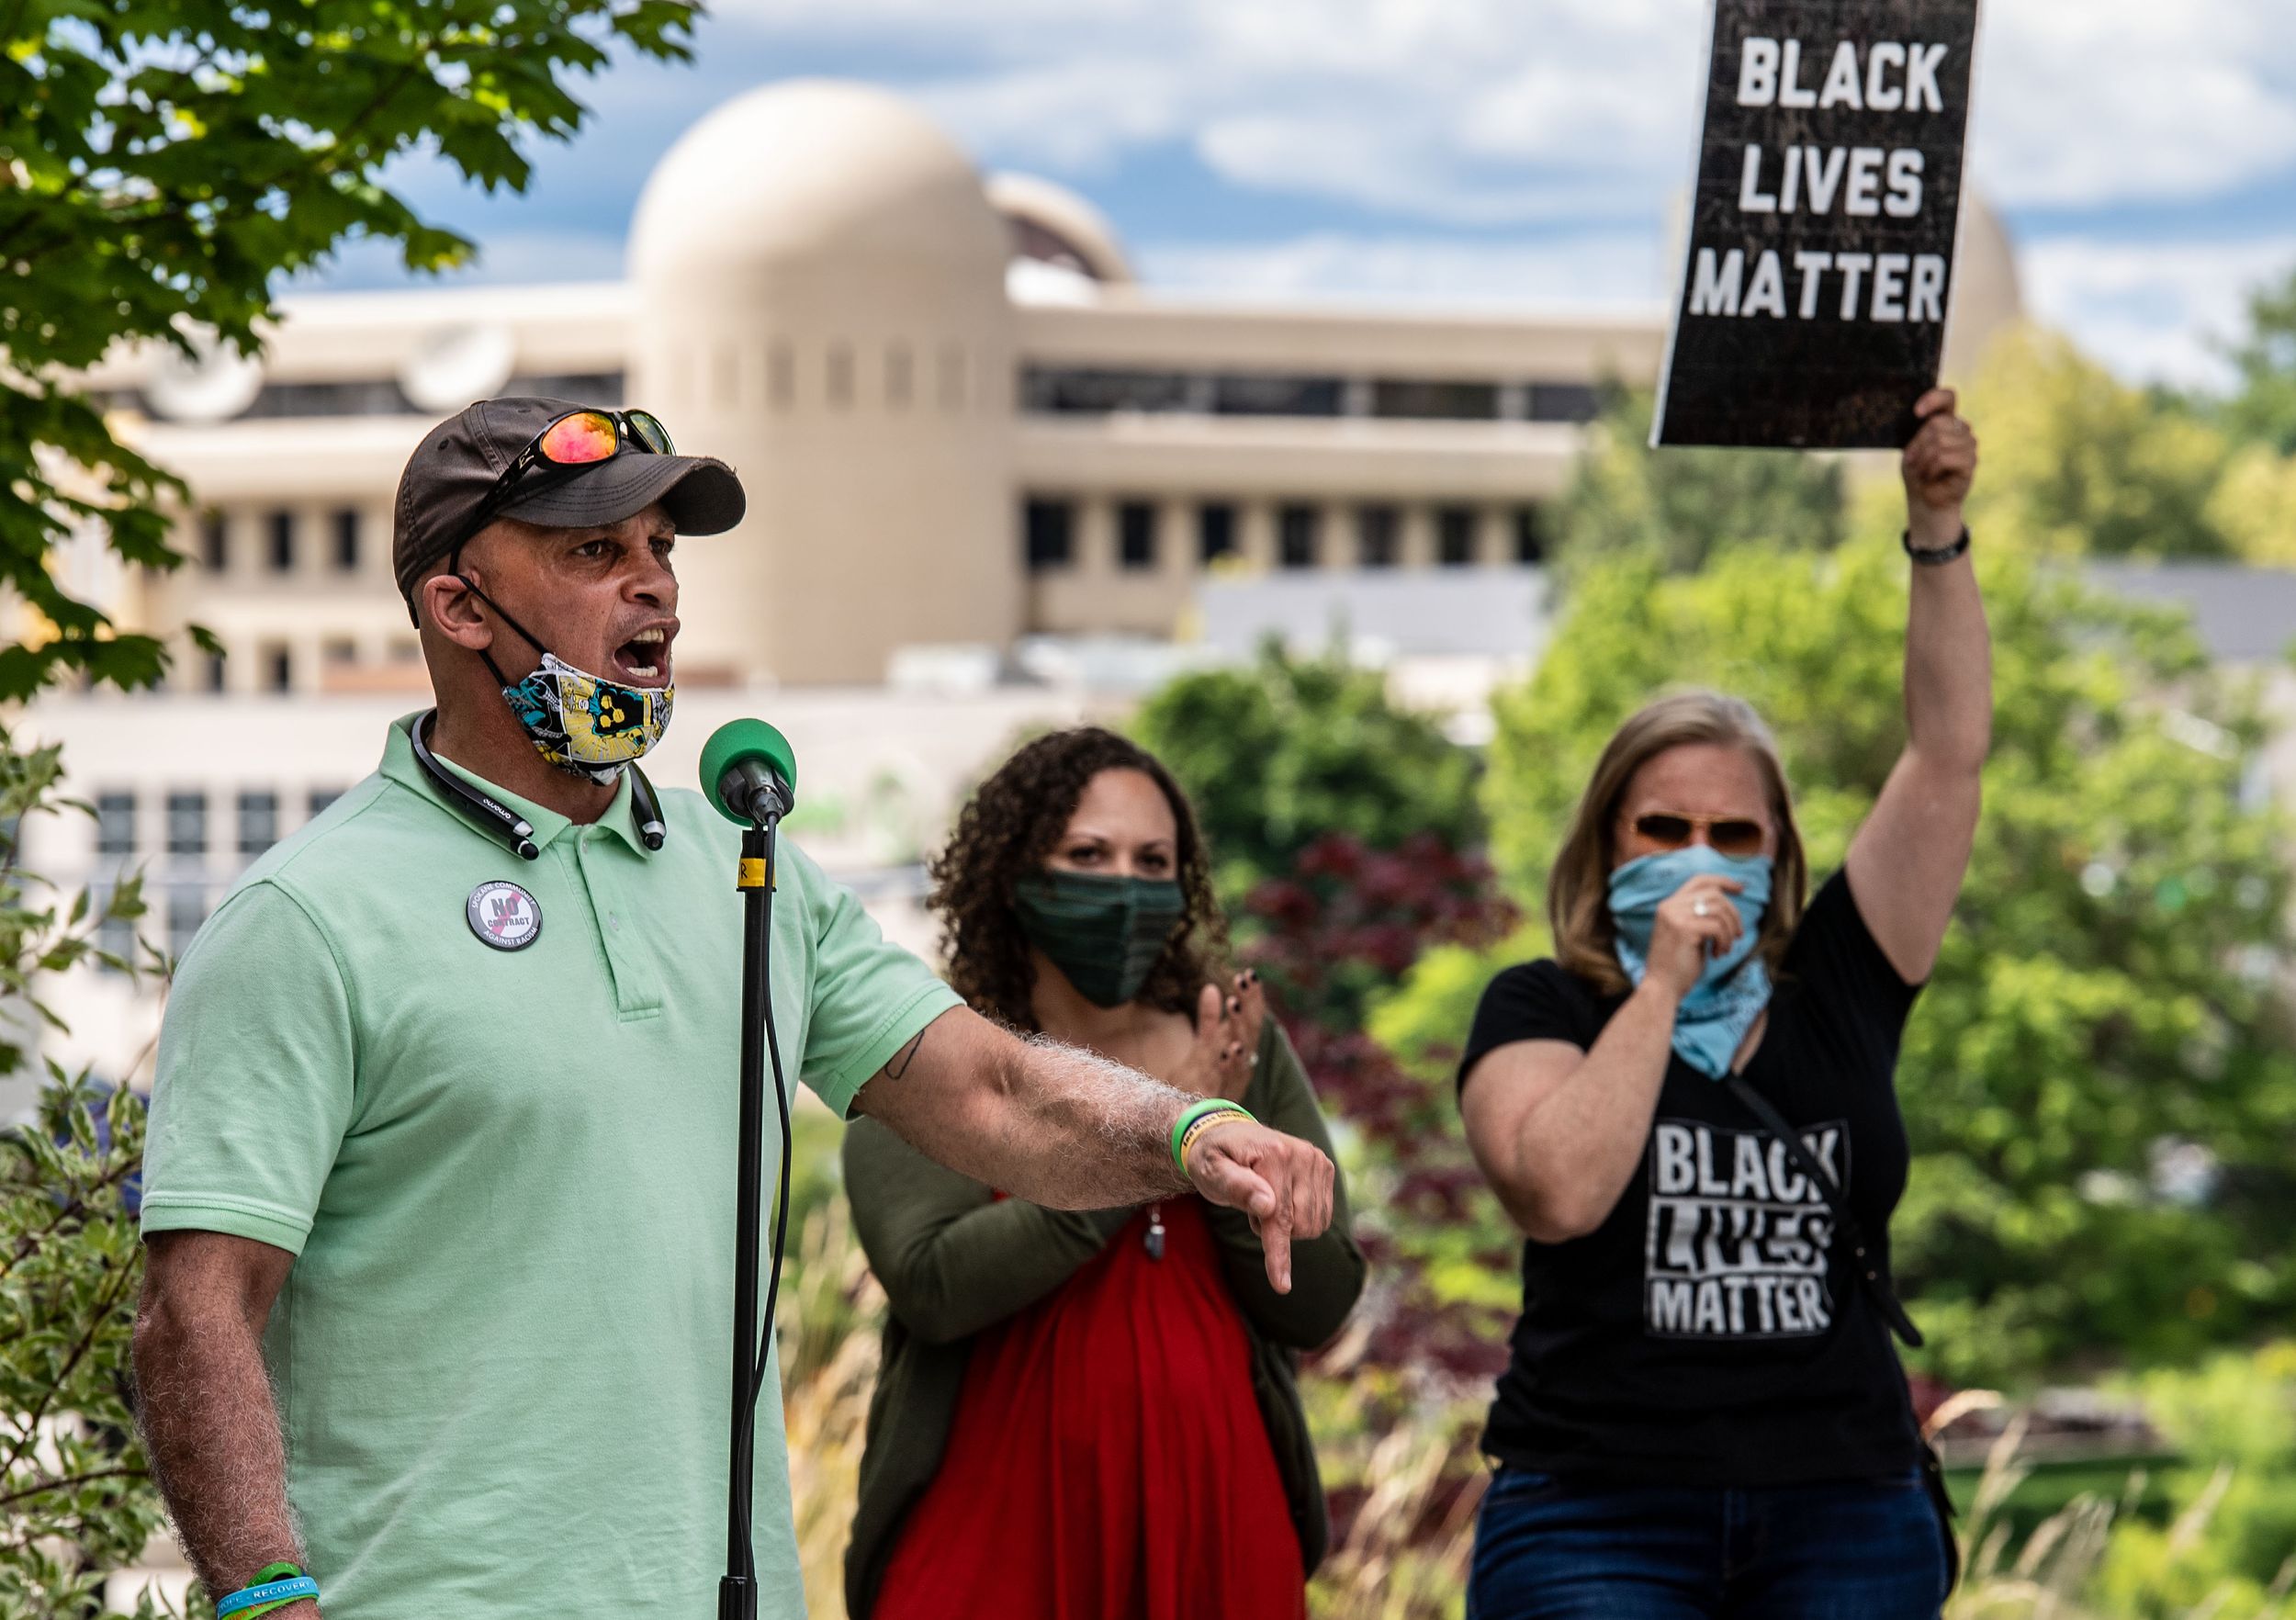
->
[378, 713, 658, 859]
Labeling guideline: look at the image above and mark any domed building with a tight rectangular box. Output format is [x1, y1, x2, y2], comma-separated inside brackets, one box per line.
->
[628, 82, 1021, 684]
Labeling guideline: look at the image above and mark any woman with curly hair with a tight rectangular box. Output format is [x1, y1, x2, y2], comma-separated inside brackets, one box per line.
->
[843, 726, 1366, 1620]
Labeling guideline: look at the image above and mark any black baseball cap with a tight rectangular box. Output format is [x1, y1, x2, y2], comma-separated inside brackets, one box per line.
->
[392, 397, 746, 613]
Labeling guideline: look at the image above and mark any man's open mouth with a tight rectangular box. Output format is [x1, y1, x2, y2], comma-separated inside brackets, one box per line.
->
[610, 626, 671, 685]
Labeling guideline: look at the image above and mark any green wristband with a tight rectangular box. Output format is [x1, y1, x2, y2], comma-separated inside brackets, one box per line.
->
[233, 1566, 313, 1618]
[1170, 1098, 1253, 1178]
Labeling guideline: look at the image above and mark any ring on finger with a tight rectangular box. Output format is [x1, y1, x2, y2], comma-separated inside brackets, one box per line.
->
[1693, 898, 1712, 917]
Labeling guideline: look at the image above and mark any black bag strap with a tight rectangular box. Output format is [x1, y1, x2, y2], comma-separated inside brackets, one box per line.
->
[1722, 1074, 1923, 1350]
[1721, 1073, 1960, 1589]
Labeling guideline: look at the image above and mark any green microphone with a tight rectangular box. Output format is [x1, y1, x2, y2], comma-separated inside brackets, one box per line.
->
[700, 718, 798, 826]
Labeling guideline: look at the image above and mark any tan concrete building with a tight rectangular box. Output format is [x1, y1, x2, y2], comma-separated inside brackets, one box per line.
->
[79, 76, 2023, 693]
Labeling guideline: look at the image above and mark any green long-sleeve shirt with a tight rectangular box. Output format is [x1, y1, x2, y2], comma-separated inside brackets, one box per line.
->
[840, 1015, 1367, 1619]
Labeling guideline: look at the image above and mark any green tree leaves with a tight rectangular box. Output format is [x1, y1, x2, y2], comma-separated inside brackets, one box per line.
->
[0, 0, 700, 700]
[1131, 639, 1482, 907]
[1477, 538, 2296, 1385]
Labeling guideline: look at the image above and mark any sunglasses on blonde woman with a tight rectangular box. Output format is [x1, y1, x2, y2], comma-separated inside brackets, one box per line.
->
[1632, 812, 1766, 858]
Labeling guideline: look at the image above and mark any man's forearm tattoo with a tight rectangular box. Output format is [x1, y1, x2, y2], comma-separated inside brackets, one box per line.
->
[884, 1027, 929, 1080]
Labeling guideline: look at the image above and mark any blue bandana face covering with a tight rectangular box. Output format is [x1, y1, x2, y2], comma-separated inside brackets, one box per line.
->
[1608, 845, 1776, 1079]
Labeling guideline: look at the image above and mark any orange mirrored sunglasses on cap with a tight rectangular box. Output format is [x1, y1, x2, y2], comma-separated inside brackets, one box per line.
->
[456, 408, 675, 549]
[1630, 811, 1766, 858]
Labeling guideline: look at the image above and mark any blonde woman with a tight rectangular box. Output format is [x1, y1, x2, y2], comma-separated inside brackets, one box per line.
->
[1458, 390, 1986, 1619]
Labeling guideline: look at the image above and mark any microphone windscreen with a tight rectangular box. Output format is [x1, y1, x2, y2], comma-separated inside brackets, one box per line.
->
[700, 719, 799, 825]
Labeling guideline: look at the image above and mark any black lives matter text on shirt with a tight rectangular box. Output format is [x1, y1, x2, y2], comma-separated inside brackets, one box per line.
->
[1455, 872, 1925, 1487]
[1653, 0, 1981, 450]
[1645, 1117, 1845, 1340]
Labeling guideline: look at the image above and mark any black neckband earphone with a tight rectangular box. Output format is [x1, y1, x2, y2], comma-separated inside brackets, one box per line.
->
[410, 708, 667, 859]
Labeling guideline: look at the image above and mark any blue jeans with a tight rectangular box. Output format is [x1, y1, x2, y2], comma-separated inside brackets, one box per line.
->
[1467, 1466, 1951, 1620]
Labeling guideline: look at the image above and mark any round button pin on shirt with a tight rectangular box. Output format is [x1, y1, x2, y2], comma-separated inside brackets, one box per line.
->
[467, 881, 543, 951]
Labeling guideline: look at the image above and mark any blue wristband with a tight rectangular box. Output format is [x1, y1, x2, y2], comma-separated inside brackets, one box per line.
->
[217, 1573, 320, 1616]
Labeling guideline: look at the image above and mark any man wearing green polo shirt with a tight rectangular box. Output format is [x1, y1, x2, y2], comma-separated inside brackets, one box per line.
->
[130, 398, 1335, 1620]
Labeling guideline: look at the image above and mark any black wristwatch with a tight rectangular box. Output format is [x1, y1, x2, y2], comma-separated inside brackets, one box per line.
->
[1902, 523, 1972, 566]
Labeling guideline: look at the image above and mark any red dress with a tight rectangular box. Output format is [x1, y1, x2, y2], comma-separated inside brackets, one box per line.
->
[871, 1198, 1309, 1620]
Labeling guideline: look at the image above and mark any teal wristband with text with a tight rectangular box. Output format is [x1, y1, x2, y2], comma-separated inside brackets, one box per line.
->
[1169, 1097, 1253, 1177]
[218, 1563, 318, 1617]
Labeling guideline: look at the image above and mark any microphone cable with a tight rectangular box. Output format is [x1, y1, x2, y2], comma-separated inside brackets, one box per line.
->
[732, 816, 795, 1586]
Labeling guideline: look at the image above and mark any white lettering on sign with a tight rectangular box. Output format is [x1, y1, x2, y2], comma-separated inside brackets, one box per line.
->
[1886, 149, 1926, 216]
[1743, 250, 1788, 318]
[1844, 146, 1885, 216]
[1872, 253, 1908, 321]
[1819, 40, 1863, 109]
[1736, 146, 1925, 217]
[1777, 39, 1818, 108]
[1866, 42, 1906, 110]
[1909, 253, 1947, 322]
[1691, 247, 1746, 317]
[1738, 36, 1780, 105]
[1736, 38, 1951, 112]
[1739, 144, 1777, 212]
[1693, 247, 1950, 323]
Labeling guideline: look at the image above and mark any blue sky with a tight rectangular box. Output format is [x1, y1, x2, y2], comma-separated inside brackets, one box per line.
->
[314, 0, 2296, 390]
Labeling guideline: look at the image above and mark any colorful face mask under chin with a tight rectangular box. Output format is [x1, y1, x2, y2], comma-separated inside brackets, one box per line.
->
[500, 651, 673, 786]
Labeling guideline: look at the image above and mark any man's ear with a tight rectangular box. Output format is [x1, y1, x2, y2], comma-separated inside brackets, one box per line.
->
[419, 569, 493, 652]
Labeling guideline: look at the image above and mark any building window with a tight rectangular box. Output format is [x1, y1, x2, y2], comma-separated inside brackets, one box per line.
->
[266, 511, 295, 572]
[768, 342, 794, 408]
[1213, 374, 1344, 417]
[1512, 505, 1547, 565]
[96, 791, 136, 857]
[1022, 367, 1195, 414]
[1024, 499, 1075, 571]
[1356, 505, 1400, 568]
[1198, 503, 1238, 566]
[886, 344, 914, 410]
[1117, 501, 1159, 571]
[1277, 505, 1321, 569]
[826, 343, 854, 409]
[322, 636, 357, 667]
[1371, 379, 1501, 420]
[205, 649, 227, 693]
[1436, 507, 1480, 567]
[333, 508, 360, 571]
[238, 790, 279, 856]
[166, 791, 207, 859]
[264, 645, 293, 693]
[308, 787, 344, 821]
[167, 887, 208, 961]
[199, 511, 228, 571]
[1527, 384, 1603, 423]
[939, 344, 967, 411]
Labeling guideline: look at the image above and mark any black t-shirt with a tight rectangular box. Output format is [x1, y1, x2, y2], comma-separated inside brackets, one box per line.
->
[1458, 870, 1922, 1487]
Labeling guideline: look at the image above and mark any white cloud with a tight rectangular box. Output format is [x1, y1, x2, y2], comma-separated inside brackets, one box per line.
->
[1140, 229, 1667, 311]
[714, 0, 2296, 226]
[2020, 235, 2296, 388]
[1972, 0, 2296, 208]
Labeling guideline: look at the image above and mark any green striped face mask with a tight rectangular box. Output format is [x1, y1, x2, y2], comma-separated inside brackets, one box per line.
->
[1011, 870, 1187, 1008]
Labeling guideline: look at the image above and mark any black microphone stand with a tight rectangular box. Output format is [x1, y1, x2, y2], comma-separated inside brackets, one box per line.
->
[720, 804, 791, 1620]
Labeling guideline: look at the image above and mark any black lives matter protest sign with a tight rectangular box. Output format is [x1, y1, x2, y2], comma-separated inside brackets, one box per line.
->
[1653, 1, 1980, 448]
